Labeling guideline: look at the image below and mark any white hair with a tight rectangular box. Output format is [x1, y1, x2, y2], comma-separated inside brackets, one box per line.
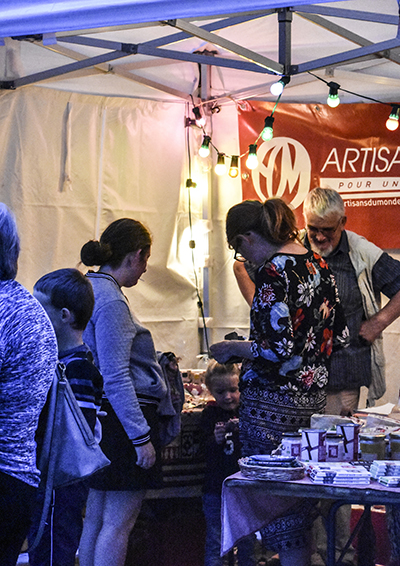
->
[0, 203, 20, 280]
[303, 188, 345, 219]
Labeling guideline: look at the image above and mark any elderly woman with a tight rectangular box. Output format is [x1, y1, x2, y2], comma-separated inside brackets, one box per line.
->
[0, 203, 58, 565]
[211, 198, 349, 566]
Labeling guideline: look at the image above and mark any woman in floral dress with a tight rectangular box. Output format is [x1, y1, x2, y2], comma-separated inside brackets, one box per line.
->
[211, 198, 349, 566]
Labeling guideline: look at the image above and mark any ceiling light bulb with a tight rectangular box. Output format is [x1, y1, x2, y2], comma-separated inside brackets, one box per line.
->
[386, 105, 400, 131]
[199, 135, 211, 158]
[246, 144, 258, 170]
[192, 106, 206, 127]
[215, 153, 226, 176]
[186, 178, 197, 189]
[270, 75, 290, 96]
[229, 155, 239, 178]
[270, 81, 284, 96]
[327, 81, 340, 108]
[261, 115, 274, 141]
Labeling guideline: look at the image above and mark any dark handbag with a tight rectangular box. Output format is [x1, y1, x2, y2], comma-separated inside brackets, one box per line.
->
[157, 351, 185, 447]
[29, 362, 110, 550]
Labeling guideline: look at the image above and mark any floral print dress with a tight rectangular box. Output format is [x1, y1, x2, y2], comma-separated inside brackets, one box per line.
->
[240, 249, 349, 454]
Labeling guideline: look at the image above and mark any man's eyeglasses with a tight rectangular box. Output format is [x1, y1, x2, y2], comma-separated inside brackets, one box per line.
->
[307, 218, 343, 238]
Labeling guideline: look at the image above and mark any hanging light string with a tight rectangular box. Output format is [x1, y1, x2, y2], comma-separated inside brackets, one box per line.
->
[186, 90, 284, 171]
[185, 104, 210, 355]
[306, 71, 395, 106]
[256, 93, 281, 143]
[188, 75, 399, 174]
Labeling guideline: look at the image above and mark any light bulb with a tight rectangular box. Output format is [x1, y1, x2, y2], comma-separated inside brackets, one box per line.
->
[192, 106, 206, 127]
[186, 178, 197, 189]
[327, 94, 340, 108]
[199, 135, 211, 158]
[387, 117, 399, 131]
[229, 155, 239, 178]
[215, 153, 226, 176]
[386, 105, 400, 131]
[270, 81, 284, 96]
[246, 144, 258, 170]
[327, 81, 340, 108]
[270, 75, 290, 96]
[261, 115, 274, 141]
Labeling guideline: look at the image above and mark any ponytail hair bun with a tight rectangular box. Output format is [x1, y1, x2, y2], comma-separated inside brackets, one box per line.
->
[260, 198, 298, 245]
[226, 197, 297, 247]
[80, 218, 152, 269]
[80, 240, 112, 267]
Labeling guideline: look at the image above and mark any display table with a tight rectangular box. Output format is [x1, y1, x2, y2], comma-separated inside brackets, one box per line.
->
[222, 471, 400, 566]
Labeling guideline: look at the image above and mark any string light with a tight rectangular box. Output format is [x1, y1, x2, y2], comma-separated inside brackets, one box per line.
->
[261, 115, 275, 141]
[215, 153, 227, 175]
[270, 75, 290, 96]
[190, 76, 399, 179]
[327, 81, 340, 108]
[229, 155, 239, 178]
[186, 178, 197, 189]
[386, 105, 400, 131]
[246, 144, 258, 170]
[192, 106, 206, 127]
[199, 135, 211, 158]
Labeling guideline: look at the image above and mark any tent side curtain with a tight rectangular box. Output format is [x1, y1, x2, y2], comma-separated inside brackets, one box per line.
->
[1, 0, 344, 37]
[0, 85, 201, 366]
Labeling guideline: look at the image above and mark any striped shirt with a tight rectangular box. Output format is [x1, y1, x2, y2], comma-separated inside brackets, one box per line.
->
[59, 345, 103, 433]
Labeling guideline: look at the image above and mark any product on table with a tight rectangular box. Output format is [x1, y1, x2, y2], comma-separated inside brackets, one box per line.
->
[301, 429, 326, 462]
[359, 433, 386, 461]
[336, 423, 360, 461]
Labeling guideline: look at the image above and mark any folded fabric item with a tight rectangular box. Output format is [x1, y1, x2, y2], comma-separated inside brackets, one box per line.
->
[370, 460, 400, 479]
[378, 476, 400, 487]
[246, 455, 298, 467]
[311, 477, 370, 485]
[306, 462, 371, 485]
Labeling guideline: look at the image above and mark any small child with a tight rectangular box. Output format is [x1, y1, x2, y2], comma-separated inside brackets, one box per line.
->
[199, 360, 256, 566]
[28, 268, 103, 566]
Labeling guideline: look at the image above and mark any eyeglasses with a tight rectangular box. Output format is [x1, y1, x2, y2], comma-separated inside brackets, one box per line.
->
[307, 218, 343, 238]
[232, 236, 247, 262]
[234, 250, 247, 262]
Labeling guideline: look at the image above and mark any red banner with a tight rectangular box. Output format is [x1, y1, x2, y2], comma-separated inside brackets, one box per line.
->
[238, 101, 400, 248]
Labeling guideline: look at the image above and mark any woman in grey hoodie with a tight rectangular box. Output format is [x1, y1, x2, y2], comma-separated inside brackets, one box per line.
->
[79, 218, 167, 566]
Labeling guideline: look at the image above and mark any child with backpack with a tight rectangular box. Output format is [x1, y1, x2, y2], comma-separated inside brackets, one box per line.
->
[29, 268, 103, 566]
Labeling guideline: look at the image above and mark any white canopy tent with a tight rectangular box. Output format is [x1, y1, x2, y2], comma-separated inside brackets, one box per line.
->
[0, 1, 399, 404]
[0, 0, 399, 103]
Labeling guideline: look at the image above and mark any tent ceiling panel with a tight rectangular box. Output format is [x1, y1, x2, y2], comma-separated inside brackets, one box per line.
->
[0, 0, 398, 104]
[0, 0, 344, 37]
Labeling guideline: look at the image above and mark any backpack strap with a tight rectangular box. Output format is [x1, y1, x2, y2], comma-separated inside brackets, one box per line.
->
[27, 363, 66, 552]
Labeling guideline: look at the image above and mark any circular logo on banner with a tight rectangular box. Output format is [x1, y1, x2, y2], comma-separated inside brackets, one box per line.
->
[251, 137, 311, 209]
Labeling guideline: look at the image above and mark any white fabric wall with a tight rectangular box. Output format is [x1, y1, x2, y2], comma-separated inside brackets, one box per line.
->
[207, 103, 252, 344]
[0, 86, 203, 367]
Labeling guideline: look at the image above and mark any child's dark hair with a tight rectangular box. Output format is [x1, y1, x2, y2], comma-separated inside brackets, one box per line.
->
[34, 268, 94, 331]
[204, 359, 240, 391]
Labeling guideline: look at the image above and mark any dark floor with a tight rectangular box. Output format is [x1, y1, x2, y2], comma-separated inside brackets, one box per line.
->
[125, 497, 271, 566]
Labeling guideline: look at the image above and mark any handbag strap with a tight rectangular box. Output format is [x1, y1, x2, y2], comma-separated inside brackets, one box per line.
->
[27, 363, 67, 553]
